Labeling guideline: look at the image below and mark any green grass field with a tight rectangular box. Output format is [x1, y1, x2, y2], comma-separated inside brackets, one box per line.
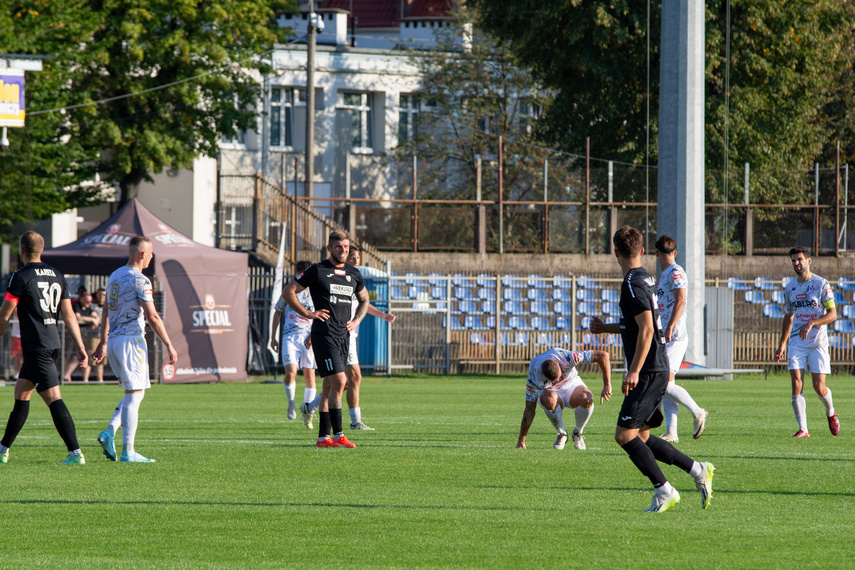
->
[0, 372, 852, 568]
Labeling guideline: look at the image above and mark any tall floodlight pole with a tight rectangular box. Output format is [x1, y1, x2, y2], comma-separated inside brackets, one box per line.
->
[657, 1, 705, 365]
[305, 2, 316, 199]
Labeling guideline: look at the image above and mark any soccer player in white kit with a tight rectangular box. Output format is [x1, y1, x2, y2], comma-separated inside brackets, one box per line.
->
[270, 260, 318, 426]
[774, 246, 840, 438]
[653, 235, 708, 442]
[516, 347, 612, 450]
[93, 236, 178, 462]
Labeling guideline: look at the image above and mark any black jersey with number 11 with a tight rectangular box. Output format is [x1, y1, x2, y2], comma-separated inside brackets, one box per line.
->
[4, 262, 71, 351]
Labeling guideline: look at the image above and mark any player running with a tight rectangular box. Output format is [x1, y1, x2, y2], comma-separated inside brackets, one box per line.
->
[516, 347, 611, 451]
[774, 246, 840, 438]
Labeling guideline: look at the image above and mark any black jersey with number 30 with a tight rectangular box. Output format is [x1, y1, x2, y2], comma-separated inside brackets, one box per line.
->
[296, 259, 365, 337]
[4, 262, 71, 351]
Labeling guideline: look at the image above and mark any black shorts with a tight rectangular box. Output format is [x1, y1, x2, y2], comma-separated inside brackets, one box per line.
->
[616, 370, 668, 429]
[19, 349, 62, 392]
[311, 331, 349, 377]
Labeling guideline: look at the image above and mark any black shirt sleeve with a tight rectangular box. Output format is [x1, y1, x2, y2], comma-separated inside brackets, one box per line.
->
[296, 263, 317, 289]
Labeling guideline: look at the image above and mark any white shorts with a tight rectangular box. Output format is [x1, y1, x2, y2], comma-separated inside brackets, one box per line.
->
[347, 334, 359, 366]
[788, 333, 831, 375]
[107, 336, 151, 390]
[282, 333, 315, 370]
[538, 376, 587, 409]
[665, 340, 688, 375]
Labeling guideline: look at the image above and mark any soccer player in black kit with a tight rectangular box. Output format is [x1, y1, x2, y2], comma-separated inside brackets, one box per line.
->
[0, 231, 89, 464]
[591, 226, 714, 512]
[282, 230, 370, 448]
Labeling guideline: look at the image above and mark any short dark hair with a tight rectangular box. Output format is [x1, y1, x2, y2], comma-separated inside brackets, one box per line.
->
[329, 230, 349, 244]
[349, 243, 360, 254]
[541, 359, 561, 381]
[613, 226, 643, 258]
[789, 246, 811, 258]
[130, 235, 152, 253]
[19, 231, 45, 255]
[295, 260, 311, 273]
[655, 235, 677, 254]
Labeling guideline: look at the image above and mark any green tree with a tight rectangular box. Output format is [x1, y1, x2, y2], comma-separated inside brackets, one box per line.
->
[0, 0, 295, 238]
[472, 0, 854, 204]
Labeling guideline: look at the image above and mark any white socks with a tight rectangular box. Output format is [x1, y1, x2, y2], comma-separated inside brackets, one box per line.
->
[107, 401, 122, 434]
[662, 397, 679, 435]
[542, 406, 566, 435]
[349, 407, 361, 425]
[574, 405, 593, 434]
[689, 461, 703, 479]
[304, 387, 316, 405]
[121, 391, 145, 453]
[665, 382, 702, 417]
[308, 393, 323, 413]
[284, 381, 296, 404]
[792, 394, 808, 431]
[817, 388, 835, 417]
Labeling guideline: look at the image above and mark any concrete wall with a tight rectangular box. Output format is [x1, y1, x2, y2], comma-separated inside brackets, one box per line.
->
[381, 252, 855, 280]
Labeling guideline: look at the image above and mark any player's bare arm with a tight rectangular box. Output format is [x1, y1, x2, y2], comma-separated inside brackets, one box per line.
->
[60, 298, 89, 368]
[592, 350, 613, 403]
[347, 288, 371, 333]
[142, 300, 178, 365]
[624, 310, 655, 396]
[284, 280, 329, 321]
[798, 305, 837, 340]
[665, 287, 686, 342]
[269, 310, 282, 353]
[590, 316, 620, 335]
[775, 313, 794, 362]
[0, 299, 17, 337]
[366, 303, 396, 323]
[517, 400, 538, 449]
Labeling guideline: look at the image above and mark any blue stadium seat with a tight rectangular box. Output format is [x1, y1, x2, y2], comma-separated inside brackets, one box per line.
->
[744, 291, 767, 304]
[754, 277, 778, 290]
[478, 288, 496, 300]
[608, 334, 623, 347]
[403, 273, 420, 286]
[500, 332, 529, 346]
[503, 300, 524, 314]
[834, 320, 855, 334]
[427, 273, 446, 287]
[837, 277, 855, 291]
[453, 287, 474, 300]
[771, 291, 785, 305]
[728, 278, 752, 290]
[531, 316, 551, 330]
[501, 274, 524, 288]
[391, 286, 407, 300]
[530, 301, 550, 315]
[528, 289, 548, 301]
[576, 302, 597, 315]
[576, 316, 592, 331]
[844, 305, 855, 319]
[554, 302, 573, 315]
[430, 287, 446, 300]
[485, 316, 498, 329]
[476, 274, 495, 287]
[452, 273, 476, 288]
[502, 289, 524, 301]
[577, 275, 602, 289]
[458, 301, 479, 314]
[508, 316, 531, 330]
[603, 302, 621, 317]
[781, 277, 793, 288]
[763, 305, 784, 318]
[605, 316, 620, 325]
[834, 291, 847, 305]
[582, 333, 606, 347]
[465, 316, 489, 330]
[527, 274, 550, 288]
[434, 301, 446, 311]
[552, 289, 571, 302]
[480, 300, 496, 314]
[828, 335, 849, 350]
[535, 332, 552, 346]
[601, 289, 620, 303]
[411, 287, 429, 300]
[556, 317, 572, 330]
[553, 277, 573, 289]
[469, 332, 490, 345]
[576, 289, 599, 302]
[442, 316, 464, 330]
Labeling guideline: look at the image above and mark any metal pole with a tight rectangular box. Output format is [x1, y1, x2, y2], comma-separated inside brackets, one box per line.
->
[305, 2, 316, 199]
[543, 159, 548, 254]
[261, 73, 270, 178]
[836, 141, 840, 257]
[498, 136, 504, 255]
[412, 154, 418, 252]
[815, 162, 820, 255]
[846, 164, 850, 251]
[585, 137, 590, 255]
[385, 259, 392, 375]
[744, 162, 752, 256]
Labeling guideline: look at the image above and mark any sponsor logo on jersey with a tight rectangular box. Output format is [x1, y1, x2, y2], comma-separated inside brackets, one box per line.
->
[346, 275, 351, 282]
[335, 269, 346, 276]
[796, 294, 807, 300]
[644, 277, 656, 287]
[791, 299, 819, 309]
[330, 284, 354, 296]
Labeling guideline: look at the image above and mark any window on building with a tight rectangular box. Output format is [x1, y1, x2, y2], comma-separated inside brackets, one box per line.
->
[270, 87, 307, 148]
[341, 92, 374, 151]
[398, 93, 420, 144]
[221, 96, 248, 146]
[519, 98, 542, 136]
